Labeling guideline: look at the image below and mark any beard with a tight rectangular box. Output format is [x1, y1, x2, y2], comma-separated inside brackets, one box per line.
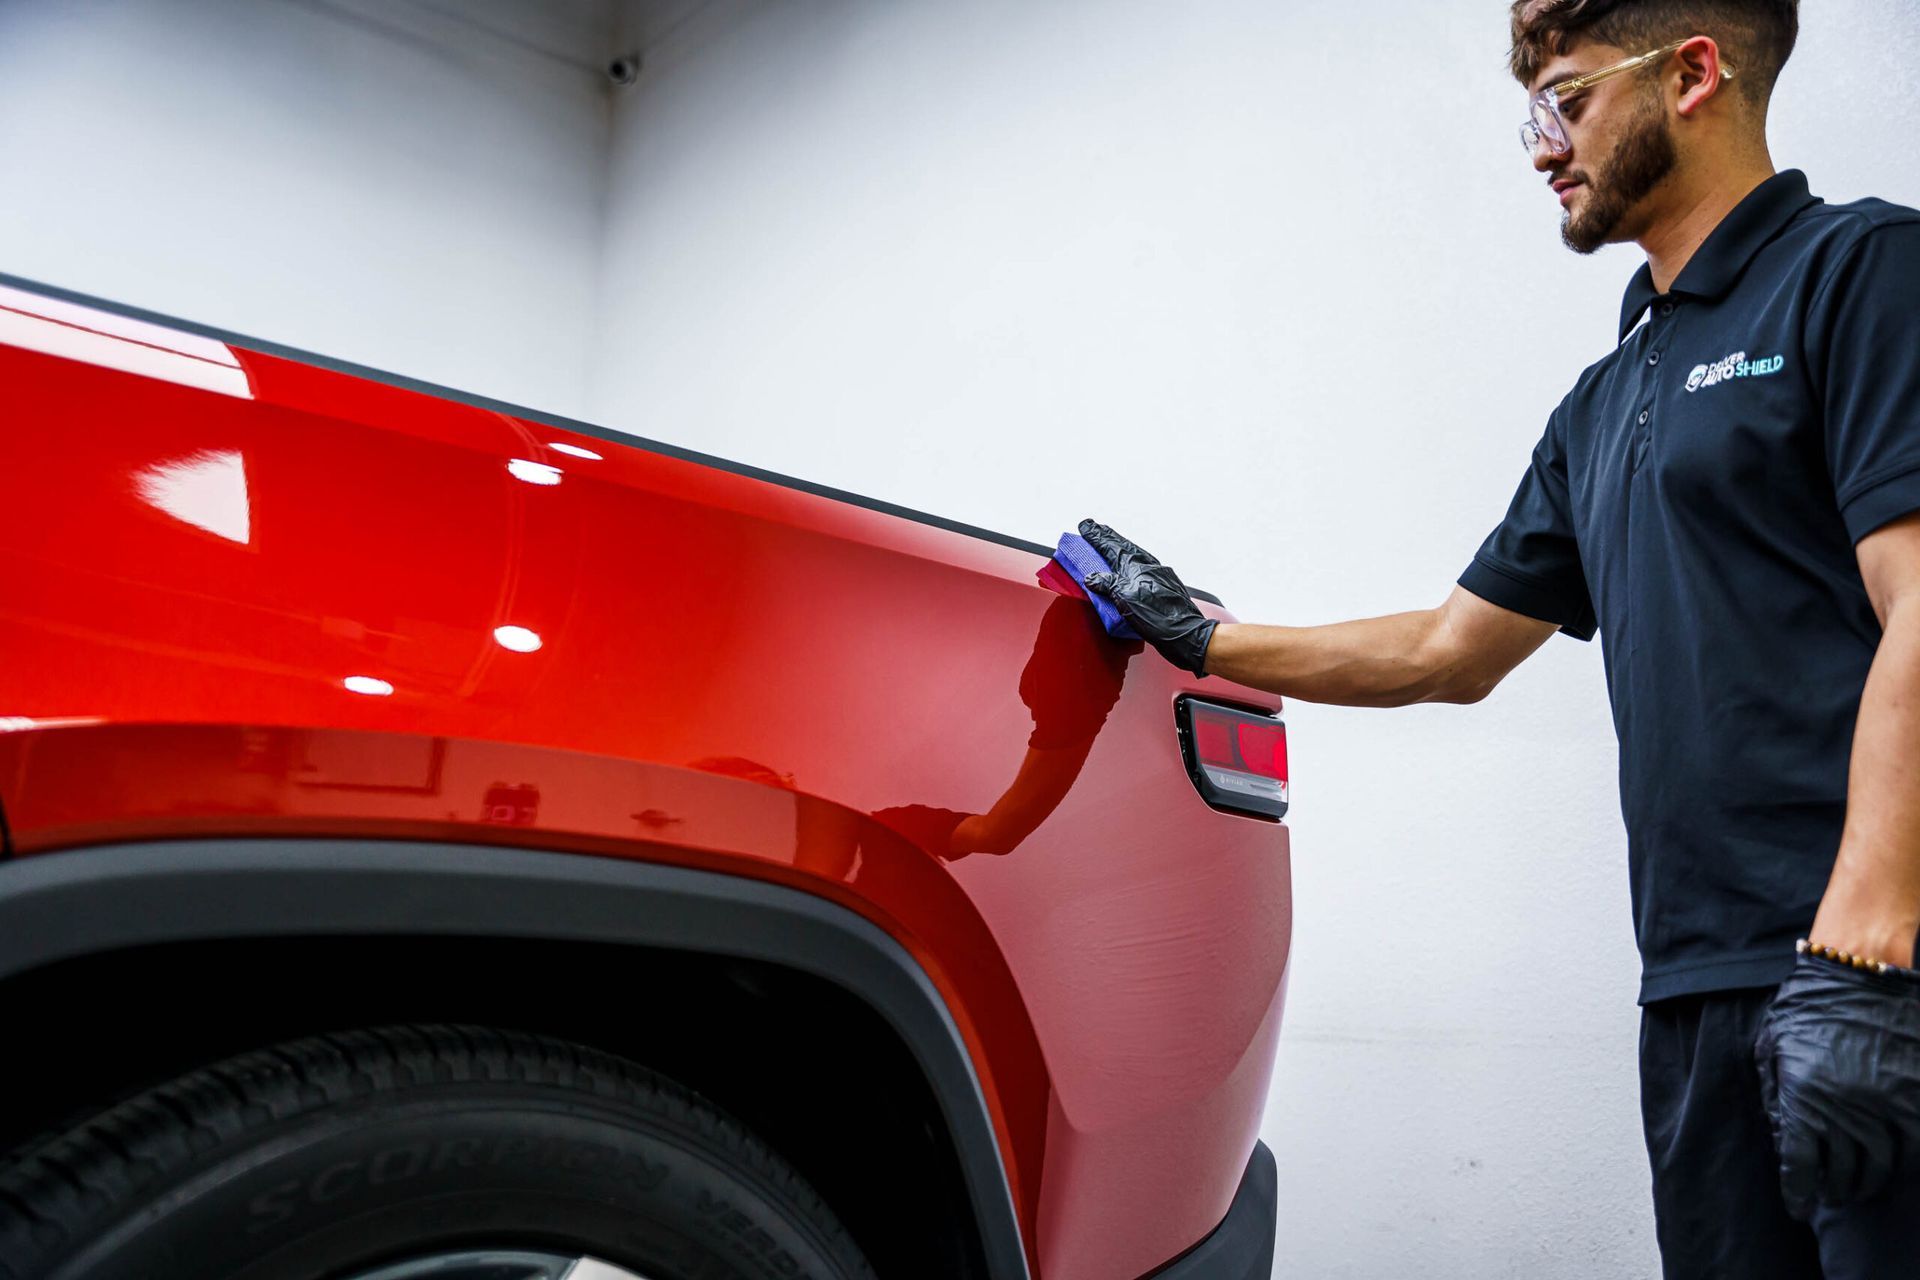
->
[1562, 93, 1677, 255]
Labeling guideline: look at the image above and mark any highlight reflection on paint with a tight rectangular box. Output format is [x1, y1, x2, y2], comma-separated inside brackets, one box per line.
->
[507, 459, 562, 486]
[493, 625, 542, 653]
[548, 442, 602, 460]
[0, 283, 253, 399]
[134, 449, 251, 544]
[343, 675, 394, 696]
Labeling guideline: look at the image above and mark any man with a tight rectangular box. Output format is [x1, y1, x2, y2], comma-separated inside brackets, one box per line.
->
[1080, 2, 1920, 1276]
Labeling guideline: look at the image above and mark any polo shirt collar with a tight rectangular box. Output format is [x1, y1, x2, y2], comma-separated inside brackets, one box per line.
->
[1618, 169, 1822, 341]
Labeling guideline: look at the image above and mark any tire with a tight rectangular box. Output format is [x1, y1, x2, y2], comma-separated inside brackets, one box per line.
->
[0, 1025, 877, 1280]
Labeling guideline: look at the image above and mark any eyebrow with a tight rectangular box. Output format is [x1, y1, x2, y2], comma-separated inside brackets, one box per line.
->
[1530, 60, 1584, 95]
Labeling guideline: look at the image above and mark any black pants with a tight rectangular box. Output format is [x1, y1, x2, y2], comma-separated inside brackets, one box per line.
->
[1640, 986, 1920, 1279]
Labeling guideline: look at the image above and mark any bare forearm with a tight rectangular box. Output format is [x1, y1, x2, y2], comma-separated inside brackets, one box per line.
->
[1204, 611, 1472, 707]
[1812, 601, 1920, 966]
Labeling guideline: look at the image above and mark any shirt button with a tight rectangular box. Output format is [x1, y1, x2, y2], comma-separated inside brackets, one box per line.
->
[1638, 409, 1651, 425]
[1648, 351, 1662, 367]
[1659, 302, 1675, 316]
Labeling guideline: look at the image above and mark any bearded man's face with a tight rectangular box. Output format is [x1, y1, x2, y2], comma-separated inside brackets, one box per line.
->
[1558, 84, 1678, 254]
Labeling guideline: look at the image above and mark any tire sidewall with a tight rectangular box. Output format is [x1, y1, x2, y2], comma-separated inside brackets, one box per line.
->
[44, 1082, 854, 1280]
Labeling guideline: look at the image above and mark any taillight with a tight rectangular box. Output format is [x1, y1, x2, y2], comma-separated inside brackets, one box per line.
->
[1175, 695, 1288, 821]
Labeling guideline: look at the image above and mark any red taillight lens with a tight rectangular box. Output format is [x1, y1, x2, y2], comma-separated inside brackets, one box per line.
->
[1194, 712, 1238, 767]
[1236, 721, 1287, 779]
[1176, 697, 1289, 820]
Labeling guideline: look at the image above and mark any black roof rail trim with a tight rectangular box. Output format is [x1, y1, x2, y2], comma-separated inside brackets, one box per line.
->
[0, 838, 1030, 1278]
[0, 272, 1222, 607]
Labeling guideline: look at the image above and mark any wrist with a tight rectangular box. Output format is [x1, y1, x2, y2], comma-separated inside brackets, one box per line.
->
[1193, 618, 1220, 677]
[1201, 622, 1236, 678]
[1798, 938, 1920, 976]
[1817, 840, 1920, 950]
[1808, 895, 1920, 968]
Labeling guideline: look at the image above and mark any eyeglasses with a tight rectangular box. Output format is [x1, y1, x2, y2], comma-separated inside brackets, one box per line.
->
[1519, 37, 1735, 158]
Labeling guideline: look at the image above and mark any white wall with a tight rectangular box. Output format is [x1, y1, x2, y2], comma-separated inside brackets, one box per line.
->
[0, 0, 614, 417]
[589, 3, 1920, 1276]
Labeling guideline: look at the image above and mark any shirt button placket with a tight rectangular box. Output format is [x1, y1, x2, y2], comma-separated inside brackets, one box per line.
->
[1634, 298, 1677, 468]
[1648, 296, 1677, 370]
[1623, 300, 1674, 713]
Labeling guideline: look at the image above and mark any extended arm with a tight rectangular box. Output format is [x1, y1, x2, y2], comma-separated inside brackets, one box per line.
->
[1077, 519, 1560, 707]
[1203, 585, 1558, 708]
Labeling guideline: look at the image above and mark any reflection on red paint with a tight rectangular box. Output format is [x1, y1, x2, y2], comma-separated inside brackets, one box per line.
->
[483, 781, 539, 826]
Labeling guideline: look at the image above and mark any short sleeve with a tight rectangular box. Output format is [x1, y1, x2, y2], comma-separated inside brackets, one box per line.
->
[1458, 399, 1598, 641]
[1808, 220, 1920, 543]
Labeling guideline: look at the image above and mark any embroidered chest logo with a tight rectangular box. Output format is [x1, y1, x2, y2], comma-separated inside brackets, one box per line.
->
[1685, 350, 1785, 392]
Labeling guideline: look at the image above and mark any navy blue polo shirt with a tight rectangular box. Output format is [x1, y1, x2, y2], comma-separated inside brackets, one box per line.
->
[1459, 170, 1920, 1003]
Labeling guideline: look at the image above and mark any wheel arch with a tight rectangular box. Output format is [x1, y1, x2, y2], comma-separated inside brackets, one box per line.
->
[0, 837, 1030, 1279]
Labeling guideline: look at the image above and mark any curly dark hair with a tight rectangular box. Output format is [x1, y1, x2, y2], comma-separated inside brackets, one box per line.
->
[1508, 0, 1798, 104]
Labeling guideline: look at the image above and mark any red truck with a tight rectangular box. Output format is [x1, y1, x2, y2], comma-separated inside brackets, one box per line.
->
[0, 275, 1291, 1280]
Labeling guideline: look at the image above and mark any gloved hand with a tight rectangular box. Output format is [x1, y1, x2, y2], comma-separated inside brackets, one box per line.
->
[1076, 518, 1217, 677]
[1753, 952, 1920, 1219]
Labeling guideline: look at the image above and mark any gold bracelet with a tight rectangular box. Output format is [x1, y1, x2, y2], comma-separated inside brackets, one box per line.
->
[1797, 937, 1893, 975]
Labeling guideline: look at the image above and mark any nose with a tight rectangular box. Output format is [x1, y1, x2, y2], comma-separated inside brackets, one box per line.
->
[1530, 132, 1563, 173]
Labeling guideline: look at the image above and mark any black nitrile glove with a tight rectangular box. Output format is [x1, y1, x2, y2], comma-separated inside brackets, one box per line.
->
[1754, 952, 1920, 1219]
[1076, 518, 1217, 678]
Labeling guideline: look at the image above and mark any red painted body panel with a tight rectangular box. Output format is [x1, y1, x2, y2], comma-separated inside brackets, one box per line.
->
[0, 308, 1291, 1280]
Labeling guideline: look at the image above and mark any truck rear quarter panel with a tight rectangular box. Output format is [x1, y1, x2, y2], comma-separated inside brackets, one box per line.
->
[0, 313, 1291, 1280]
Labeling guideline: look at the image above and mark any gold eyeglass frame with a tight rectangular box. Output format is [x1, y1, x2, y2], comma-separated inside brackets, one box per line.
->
[1521, 37, 1736, 157]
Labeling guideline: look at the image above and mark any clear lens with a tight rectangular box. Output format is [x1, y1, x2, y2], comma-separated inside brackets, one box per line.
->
[1529, 90, 1570, 156]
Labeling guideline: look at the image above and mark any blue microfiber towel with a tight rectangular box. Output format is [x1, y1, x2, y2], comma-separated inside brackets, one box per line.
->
[1052, 532, 1141, 641]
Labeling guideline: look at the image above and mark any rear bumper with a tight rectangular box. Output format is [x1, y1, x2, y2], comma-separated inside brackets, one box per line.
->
[1146, 1141, 1277, 1279]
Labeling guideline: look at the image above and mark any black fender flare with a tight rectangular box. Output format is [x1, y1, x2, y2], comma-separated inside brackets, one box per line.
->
[0, 837, 1031, 1278]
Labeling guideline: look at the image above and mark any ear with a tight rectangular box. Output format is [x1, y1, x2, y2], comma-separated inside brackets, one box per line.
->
[1673, 35, 1727, 117]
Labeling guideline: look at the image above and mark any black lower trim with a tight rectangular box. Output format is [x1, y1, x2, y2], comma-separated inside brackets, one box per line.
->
[0, 839, 1029, 1278]
[1148, 1142, 1277, 1279]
